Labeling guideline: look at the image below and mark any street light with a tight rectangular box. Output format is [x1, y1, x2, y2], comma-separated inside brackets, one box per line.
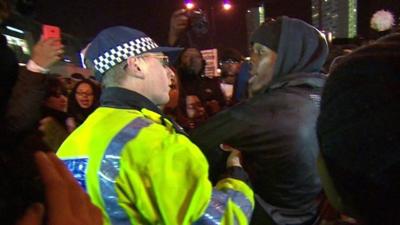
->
[181, 0, 234, 48]
[184, 0, 195, 10]
[222, 0, 232, 11]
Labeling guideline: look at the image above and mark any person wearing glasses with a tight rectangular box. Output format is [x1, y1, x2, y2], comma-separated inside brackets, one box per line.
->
[68, 78, 101, 126]
[218, 48, 245, 106]
[57, 26, 254, 225]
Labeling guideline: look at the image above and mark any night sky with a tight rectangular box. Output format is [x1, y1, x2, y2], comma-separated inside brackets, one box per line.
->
[28, 0, 400, 54]
[33, 0, 260, 54]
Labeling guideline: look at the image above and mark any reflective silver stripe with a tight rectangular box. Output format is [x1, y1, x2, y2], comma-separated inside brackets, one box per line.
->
[193, 189, 253, 225]
[309, 94, 321, 108]
[228, 189, 253, 220]
[99, 118, 151, 225]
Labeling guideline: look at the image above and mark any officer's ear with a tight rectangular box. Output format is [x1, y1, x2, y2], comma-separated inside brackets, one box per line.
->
[126, 57, 145, 79]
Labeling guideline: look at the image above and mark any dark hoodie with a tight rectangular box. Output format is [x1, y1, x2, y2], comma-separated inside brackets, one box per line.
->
[249, 16, 328, 96]
[191, 16, 328, 225]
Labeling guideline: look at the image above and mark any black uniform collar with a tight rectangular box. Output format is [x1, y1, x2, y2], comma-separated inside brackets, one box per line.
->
[100, 87, 187, 135]
[100, 87, 162, 114]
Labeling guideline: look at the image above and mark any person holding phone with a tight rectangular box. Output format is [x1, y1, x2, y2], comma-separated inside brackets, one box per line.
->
[1, 30, 99, 225]
[3, 29, 64, 150]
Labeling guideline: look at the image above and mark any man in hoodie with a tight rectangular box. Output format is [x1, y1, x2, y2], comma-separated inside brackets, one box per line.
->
[191, 17, 328, 225]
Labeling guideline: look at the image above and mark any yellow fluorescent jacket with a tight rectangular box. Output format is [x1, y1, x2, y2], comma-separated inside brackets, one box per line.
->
[57, 106, 254, 225]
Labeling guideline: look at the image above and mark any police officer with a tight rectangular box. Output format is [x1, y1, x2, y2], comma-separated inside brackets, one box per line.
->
[57, 26, 254, 225]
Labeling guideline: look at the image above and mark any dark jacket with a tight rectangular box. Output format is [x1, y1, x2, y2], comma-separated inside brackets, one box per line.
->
[1, 67, 49, 152]
[5, 67, 47, 136]
[191, 16, 328, 225]
[191, 73, 325, 206]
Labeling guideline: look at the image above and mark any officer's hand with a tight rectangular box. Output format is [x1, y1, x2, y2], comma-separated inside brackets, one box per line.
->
[31, 37, 64, 69]
[17, 152, 103, 225]
[220, 144, 243, 168]
[168, 9, 189, 46]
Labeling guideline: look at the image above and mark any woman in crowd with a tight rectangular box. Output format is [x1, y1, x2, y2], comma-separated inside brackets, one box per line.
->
[38, 77, 75, 150]
[41, 78, 70, 126]
[67, 78, 100, 126]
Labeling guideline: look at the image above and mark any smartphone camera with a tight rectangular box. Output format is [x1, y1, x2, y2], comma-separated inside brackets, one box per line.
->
[186, 9, 208, 35]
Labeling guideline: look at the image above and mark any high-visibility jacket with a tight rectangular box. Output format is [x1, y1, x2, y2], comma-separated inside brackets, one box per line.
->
[57, 88, 254, 225]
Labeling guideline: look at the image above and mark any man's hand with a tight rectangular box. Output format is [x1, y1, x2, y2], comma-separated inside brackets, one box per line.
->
[220, 144, 243, 168]
[17, 152, 103, 225]
[31, 37, 64, 69]
[168, 9, 189, 46]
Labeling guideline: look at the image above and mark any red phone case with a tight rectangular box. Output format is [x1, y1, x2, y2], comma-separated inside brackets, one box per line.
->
[42, 24, 61, 40]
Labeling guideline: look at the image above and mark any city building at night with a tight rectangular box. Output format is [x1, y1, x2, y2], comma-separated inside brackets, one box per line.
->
[246, 5, 265, 44]
[312, 0, 358, 38]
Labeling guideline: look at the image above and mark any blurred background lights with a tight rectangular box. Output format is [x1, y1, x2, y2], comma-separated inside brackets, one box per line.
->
[222, 0, 232, 11]
[184, 0, 195, 9]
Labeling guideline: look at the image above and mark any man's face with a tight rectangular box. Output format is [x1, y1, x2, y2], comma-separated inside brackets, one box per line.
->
[180, 48, 203, 75]
[220, 59, 241, 84]
[139, 53, 173, 106]
[249, 43, 277, 94]
[250, 43, 277, 79]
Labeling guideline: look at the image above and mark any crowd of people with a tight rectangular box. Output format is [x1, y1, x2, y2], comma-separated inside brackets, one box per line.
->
[1, 1, 400, 225]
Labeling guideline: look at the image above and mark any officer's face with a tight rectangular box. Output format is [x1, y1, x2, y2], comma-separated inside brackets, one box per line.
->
[141, 53, 174, 106]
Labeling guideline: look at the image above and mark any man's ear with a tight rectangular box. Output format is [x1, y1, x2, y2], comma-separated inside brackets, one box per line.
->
[126, 57, 145, 79]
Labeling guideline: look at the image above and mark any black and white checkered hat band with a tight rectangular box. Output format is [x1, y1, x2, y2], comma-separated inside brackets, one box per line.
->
[93, 37, 159, 74]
